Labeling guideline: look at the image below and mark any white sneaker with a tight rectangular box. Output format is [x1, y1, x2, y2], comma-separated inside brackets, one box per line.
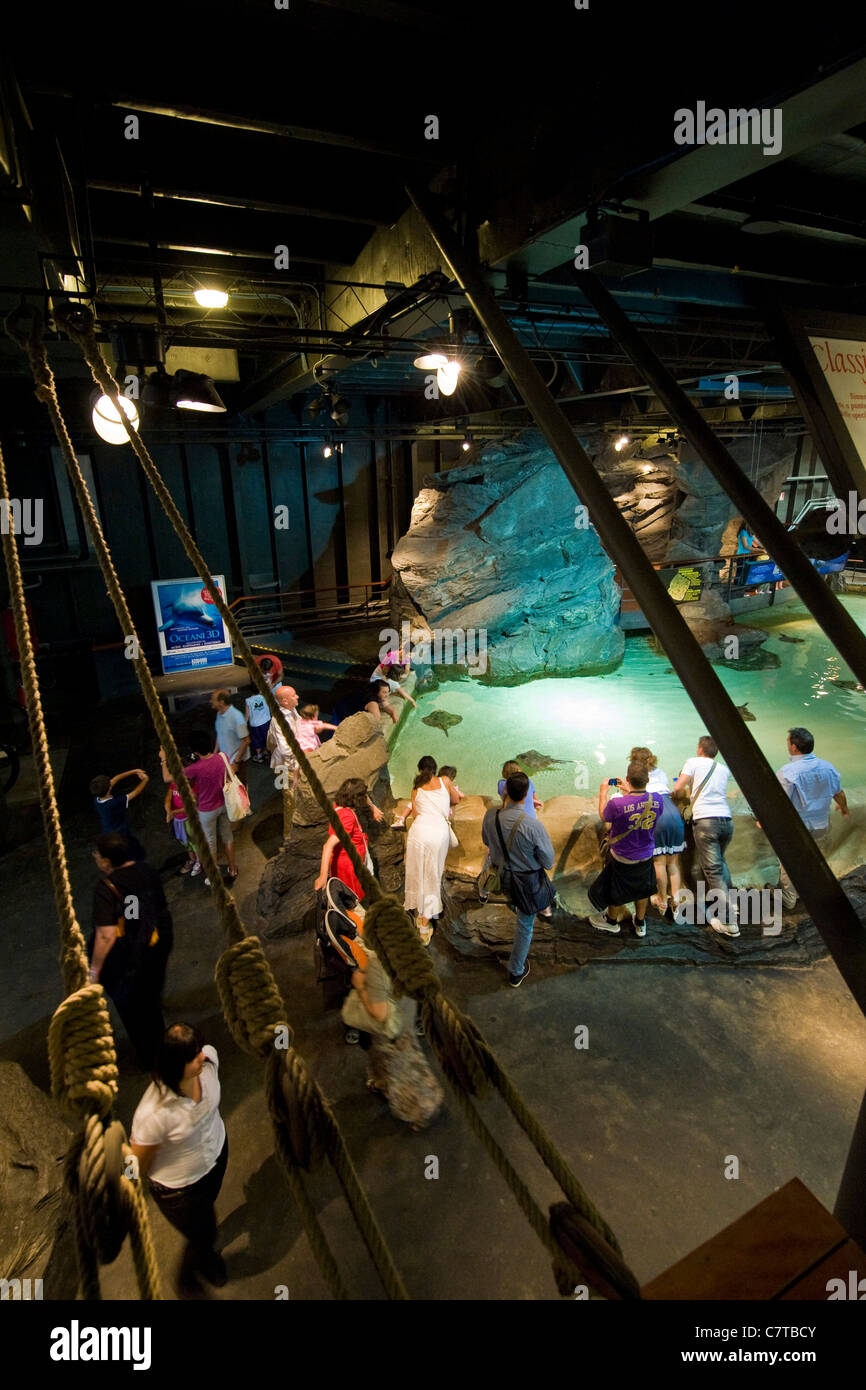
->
[634, 919, 647, 937]
[588, 911, 621, 934]
[709, 915, 740, 937]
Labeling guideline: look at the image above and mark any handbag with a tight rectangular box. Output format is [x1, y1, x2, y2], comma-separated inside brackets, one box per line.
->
[220, 752, 251, 822]
[341, 985, 402, 1040]
[682, 758, 718, 825]
[493, 811, 555, 915]
[478, 810, 526, 897]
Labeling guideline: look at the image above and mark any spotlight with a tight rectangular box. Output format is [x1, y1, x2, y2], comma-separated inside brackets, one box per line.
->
[174, 371, 227, 413]
[437, 360, 462, 396]
[194, 286, 229, 309]
[329, 393, 350, 427]
[462, 438, 471, 452]
[413, 351, 449, 370]
[614, 434, 630, 452]
[307, 396, 323, 420]
[91, 392, 139, 445]
[323, 444, 332, 458]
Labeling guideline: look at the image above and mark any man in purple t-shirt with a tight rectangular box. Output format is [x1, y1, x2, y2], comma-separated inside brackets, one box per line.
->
[587, 759, 663, 938]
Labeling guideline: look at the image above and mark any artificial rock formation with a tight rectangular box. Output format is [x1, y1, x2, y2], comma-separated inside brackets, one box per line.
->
[292, 712, 391, 828]
[390, 429, 797, 681]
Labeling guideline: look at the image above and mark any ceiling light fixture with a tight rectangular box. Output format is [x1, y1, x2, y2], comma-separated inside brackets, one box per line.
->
[193, 286, 230, 309]
[323, 444, 332, 458]
[329, 393, 350, 427]
[437, 360, 462, 397]
[461, 438, 471, 452]
[174, 371, 227, 413]
[91, 392, 139, 445]
[413, 351, 449, 370]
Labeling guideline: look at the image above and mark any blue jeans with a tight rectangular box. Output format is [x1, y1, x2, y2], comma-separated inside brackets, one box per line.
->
[509, 912, 536, 976]
[692, 817, 734, 916]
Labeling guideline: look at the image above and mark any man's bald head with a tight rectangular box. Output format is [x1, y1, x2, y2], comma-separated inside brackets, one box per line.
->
[276, 685, 298, 710]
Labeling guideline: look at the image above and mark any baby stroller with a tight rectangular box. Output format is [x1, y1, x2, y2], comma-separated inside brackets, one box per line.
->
[314, 878, 369, 1042]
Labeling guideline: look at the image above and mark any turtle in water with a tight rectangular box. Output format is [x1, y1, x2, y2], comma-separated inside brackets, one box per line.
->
[514, 749, 568, 774]
[736, 703, 757, 721]
[421, 710, 463, 737]
[777, 633, 805, 644]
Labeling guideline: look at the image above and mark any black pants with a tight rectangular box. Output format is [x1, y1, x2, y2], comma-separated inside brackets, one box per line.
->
[149, 1138, 229, 1271]
[105, 976, 166, 1070]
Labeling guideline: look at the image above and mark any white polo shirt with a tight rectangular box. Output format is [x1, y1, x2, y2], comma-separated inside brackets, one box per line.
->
[131, 1045, 226, 1188]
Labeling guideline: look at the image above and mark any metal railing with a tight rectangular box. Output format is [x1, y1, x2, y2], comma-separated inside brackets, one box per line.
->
[228, 577, 392, 636]
[616, 549, 852, 616]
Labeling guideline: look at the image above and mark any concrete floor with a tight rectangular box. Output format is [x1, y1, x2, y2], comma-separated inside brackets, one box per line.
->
[3, 742, 866, 1301]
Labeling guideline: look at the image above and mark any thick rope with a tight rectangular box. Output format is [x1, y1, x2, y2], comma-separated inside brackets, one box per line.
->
[46, 304, 637, 1299]
[6, 304, 409, 1301]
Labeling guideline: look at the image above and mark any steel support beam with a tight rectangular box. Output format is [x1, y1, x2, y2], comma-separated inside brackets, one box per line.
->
[407, 180, 866, 1016]
[575, 270, 866, 687]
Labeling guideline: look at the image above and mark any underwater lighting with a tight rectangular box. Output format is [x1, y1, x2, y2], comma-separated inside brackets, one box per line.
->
[91, 392, 139, 445]
[193, 286, 230, 309]
[614, 434, 630, 452]
[437, 360, 462, 396]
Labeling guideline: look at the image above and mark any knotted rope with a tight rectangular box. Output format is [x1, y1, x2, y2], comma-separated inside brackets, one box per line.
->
[44, 303, 637, 1299]
[0, 429, 159, 1299]
[7, 304, 407, 1302]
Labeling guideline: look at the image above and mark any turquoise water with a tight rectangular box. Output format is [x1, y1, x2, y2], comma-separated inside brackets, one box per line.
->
[388, 595, 866, 806]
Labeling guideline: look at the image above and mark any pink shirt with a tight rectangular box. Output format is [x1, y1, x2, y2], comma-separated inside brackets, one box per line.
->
[183, 755, 226, 813]
[297, 717, 326, 752]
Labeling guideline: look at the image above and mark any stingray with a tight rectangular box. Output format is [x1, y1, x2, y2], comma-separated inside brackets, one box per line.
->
[515, 749, 568, 774]
[421, 710, 463, 737]
[832, 679, 864, 692]
[777, 633, 805, 644]
[736, 703, 757, 721]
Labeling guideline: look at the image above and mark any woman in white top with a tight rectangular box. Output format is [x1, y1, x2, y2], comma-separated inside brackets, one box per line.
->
[630, 747, 686, 917]
[130, 1024, 228, 1293]
[402, 756, 460, 944]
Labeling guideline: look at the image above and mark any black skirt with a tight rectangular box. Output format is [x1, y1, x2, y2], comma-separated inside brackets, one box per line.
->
[588, 854, 656, 909]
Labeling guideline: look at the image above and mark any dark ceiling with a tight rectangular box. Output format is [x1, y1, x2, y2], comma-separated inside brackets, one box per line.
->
[3, 1, 866, 442]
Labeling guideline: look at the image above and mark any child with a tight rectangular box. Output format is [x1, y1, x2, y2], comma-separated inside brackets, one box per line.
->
[164, 778, 200, 875]
[437, 765, 465, 820]
[297, 703, 338, 752]
[90, 767, 148, 860]
[497, 760, 543, 817]
[245, 687, 271, 762]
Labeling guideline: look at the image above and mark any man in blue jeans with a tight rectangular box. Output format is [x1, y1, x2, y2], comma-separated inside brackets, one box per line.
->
[481, 771, 555, 987]
[673, 735, 738, 937]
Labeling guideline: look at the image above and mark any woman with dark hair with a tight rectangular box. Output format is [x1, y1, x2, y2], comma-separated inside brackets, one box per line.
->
[314, 776, 384, 899]
[630, 744, 685, 916]
[403, 758, 460, 944]
[129, 1024, 228, 1293]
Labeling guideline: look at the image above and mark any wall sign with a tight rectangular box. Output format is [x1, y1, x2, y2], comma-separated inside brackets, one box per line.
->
[151, 576, 233, 674]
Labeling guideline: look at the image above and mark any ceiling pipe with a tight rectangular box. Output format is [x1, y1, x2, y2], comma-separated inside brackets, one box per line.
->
[86, 179, 382, 229]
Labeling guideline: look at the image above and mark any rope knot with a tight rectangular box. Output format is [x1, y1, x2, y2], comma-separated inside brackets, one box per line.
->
[69, 1115, 133, 1267]
[215, 936, 288, 1056]
[48, 985, 119, 1119]
[362, 897, 440, 999]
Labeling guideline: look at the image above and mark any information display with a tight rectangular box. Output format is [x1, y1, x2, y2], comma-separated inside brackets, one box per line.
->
[151, 576, 233, 674]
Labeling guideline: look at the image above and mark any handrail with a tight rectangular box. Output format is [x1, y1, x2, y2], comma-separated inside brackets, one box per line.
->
[229, 577, 391, 611]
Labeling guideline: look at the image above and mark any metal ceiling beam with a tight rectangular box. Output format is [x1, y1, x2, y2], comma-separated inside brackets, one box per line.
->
[478, 56, 866, 276]
[108, 99, 429, 161]
[86, 180, 383, 229]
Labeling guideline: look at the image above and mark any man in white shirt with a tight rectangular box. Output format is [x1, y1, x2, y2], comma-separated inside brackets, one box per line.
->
[772, 727, 848, 909]
[210, 690, 250, 785]
[672, 735, 739, 937]
[267, 685, 300, 845]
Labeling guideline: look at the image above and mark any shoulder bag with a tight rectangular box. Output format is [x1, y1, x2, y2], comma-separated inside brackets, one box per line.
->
[477, 810, 526, 898]
[682, 758, 718, 825]
[220, 752, 251, 822]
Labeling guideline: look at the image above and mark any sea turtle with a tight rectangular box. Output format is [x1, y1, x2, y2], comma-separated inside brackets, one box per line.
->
[736, 703, 756, 721]
[514, 749, 568, 774]
[421, 710, 463, 737]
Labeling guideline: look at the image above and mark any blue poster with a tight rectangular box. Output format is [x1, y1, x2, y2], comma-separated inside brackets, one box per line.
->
[151, 576, 233, 674]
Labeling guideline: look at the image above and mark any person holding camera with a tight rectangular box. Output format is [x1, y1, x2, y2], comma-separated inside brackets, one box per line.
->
[480, 770, 555, 988]
[587, 761, 663, 938]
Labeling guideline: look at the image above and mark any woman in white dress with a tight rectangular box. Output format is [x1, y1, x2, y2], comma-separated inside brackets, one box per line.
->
[402, 756, 460, 945]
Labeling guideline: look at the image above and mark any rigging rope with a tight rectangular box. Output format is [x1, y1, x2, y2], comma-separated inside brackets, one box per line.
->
[12, 302, 640, 1299]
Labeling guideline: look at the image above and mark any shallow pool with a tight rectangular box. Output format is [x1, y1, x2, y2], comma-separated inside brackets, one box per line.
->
[388, 595, 866, 807]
